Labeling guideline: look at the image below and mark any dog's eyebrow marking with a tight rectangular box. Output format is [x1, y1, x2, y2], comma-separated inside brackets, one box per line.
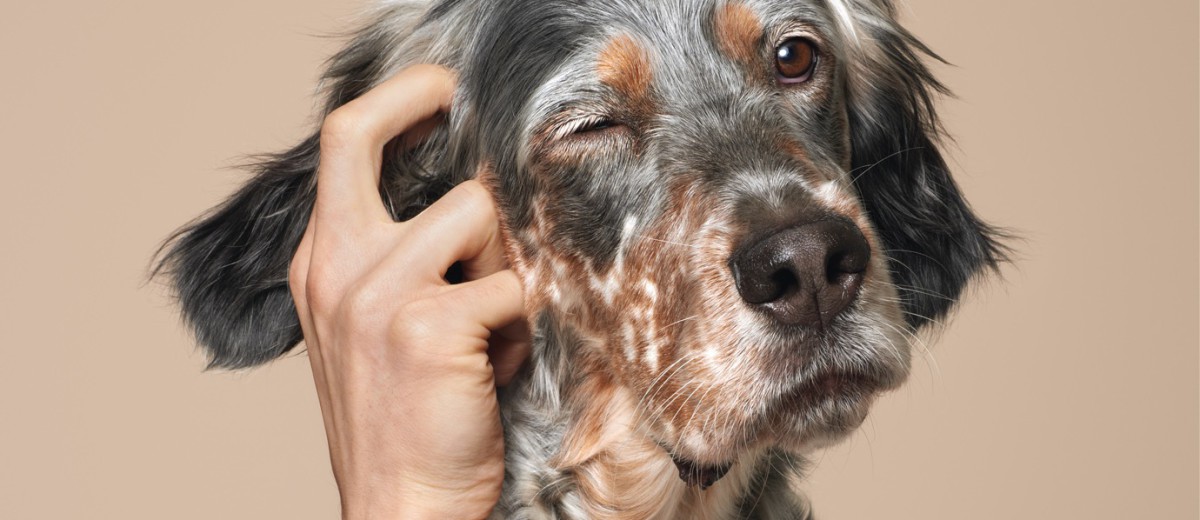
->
[597, 34, 653, 100]
[714, 2, 763, 64]
[778, 137, 830, 186]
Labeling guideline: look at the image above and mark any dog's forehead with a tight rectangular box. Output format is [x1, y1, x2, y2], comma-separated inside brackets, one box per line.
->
[463, 0, 842, 128]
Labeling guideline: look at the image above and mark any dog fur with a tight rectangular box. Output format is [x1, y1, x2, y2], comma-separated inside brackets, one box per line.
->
[156, 1, 1006, 517]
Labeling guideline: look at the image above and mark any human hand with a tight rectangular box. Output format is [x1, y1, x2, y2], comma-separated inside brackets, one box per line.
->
[287, 64, 530, 520]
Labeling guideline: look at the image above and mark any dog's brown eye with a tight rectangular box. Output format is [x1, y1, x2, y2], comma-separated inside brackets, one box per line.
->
[775, 37, 817, 83]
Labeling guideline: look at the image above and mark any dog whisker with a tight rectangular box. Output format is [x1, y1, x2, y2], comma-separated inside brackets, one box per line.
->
[662, 314, 700, 330]
[156, 0, 1004, 513]
[848, 146, 925, 184]
[680, 384, 720, 440]
[890, 283, 957, 303]
[634, 352, 699, 424]
[880, 320, 941, 382]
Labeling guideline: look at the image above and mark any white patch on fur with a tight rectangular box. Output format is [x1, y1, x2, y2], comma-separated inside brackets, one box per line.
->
[826, 0, 861, 45]
[814, 179, 837, 204]
[644, 324, 661, 372]
[640, 278, 659, 304]
[645, 340, 662, 373]
[616, 214, 639, 272]
[623, 322, 639, 362]
[521, 270, 539, 297]
[597, 271, 620, 306]
[547, 256, 574, 309]
[703, 345, 722, 368]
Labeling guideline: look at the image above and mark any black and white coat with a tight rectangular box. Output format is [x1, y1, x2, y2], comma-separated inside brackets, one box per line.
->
[158, 0, 1004, 517]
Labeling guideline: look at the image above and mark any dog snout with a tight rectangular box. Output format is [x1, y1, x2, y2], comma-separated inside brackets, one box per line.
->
[730, 218, 870, 328]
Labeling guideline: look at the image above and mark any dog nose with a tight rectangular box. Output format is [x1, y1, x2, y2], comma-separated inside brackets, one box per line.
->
[730, 218, 870, 328]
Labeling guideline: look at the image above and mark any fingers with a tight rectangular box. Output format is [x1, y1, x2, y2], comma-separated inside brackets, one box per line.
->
[383, 270, 526, 382]
[291, 65, 527, 499]
[289, 219, 316, 332]
[409, 180, 511, 281]
[444, 269, 525, 333]
[358, 180, 509, 292]
[398, 112, 447, 150]
[448, 270, 529, 386]
[315, 64, 456, 225]
[288, 221, 322, 371]
[299, 63, 525, 396]
[302, 65, 462, 313]
[289, 217, 339, 436]
[489, 321, 532, 387]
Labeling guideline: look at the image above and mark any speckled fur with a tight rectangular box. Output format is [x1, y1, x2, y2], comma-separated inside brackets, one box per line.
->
[156, 0, 1006, 517]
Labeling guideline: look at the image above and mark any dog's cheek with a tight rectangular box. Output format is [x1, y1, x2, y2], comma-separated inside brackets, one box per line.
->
[617, 191, 759, 437]
[476, 164, 549, 317]
[478, 163, 600, 328]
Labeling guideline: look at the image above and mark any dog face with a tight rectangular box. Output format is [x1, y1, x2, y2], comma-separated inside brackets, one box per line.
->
[158, 0, 1004, 486]
[454, 0, 912, 467]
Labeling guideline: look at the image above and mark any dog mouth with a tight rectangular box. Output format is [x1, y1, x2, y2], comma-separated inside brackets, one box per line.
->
[773, 369, 891, 421]
[796, 371, 882, 397]
[667, 452, 734, 490]
[655, 435, 735, 489]
[654, 369, 891, 489]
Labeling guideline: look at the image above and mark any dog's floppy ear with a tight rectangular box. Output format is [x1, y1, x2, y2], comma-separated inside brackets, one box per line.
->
[154, 3, 463, 369]
[154, 140, 317, 369]
[840, 1, 1008, 329]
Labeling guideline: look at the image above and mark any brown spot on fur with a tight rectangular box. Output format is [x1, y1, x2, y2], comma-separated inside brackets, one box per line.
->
[556, 387, 687, 519]
[714, 2, 762, 64]
[598, 34, 653, 101]
[778, 137, 829, 185]
[779, 139, 809, 163]
[553, 378, 617, 469]
[475, 164, 515, 251]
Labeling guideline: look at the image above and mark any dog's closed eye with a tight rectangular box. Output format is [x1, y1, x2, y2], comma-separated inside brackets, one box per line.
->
[534, 112, 631, 161]
[558, 114, 621, 139]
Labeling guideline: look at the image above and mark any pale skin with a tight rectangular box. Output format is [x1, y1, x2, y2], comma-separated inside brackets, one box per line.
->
[288, 65, 530, 519]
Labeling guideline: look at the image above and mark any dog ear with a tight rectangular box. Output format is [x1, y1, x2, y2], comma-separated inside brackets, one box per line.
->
[153, 139, 317, 369]
[154, 4, 462, 369]
[841, 2, 1008, 329]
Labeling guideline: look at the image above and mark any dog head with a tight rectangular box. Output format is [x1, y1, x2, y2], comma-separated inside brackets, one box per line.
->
[157, 0, 1004, 478]
[442, 0, 1005, 469]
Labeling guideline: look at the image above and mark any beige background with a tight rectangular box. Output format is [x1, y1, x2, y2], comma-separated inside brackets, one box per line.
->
[1, 0, 1196, 518]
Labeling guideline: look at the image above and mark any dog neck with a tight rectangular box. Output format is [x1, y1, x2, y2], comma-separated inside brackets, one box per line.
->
[493, 314, 812, 519]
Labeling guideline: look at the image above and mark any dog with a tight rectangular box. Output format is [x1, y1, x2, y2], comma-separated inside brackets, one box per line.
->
[156, 0, 1005, 517]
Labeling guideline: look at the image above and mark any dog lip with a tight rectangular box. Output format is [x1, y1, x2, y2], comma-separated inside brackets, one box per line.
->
[667, 451, 734, 490]
[806, 372, 874, 393]
[784, 370, 892, 403]
[651, 439, 734, 490]
[649, 373, 894, 490]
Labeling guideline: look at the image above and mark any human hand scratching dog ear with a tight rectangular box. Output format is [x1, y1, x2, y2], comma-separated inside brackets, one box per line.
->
[287, 64, 529, 520]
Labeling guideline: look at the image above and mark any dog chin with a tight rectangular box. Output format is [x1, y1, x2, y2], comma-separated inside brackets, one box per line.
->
[659, 372, 894, 481]
[772, 362, 907, 442]
[773, 389, 880, 452]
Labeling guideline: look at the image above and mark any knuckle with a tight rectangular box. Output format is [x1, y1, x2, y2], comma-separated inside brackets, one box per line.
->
[287, 257, 307, 302]
[303, 268, 340, 316]
[409, 63, 454, 85]
[407, 63, 439, 76]
[319, 108, 368, 151]
[339, 285, 386, 327]
[436, 180, 496, 223]
[388, 298, 442, 348]
[457, 179, 492, 206]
